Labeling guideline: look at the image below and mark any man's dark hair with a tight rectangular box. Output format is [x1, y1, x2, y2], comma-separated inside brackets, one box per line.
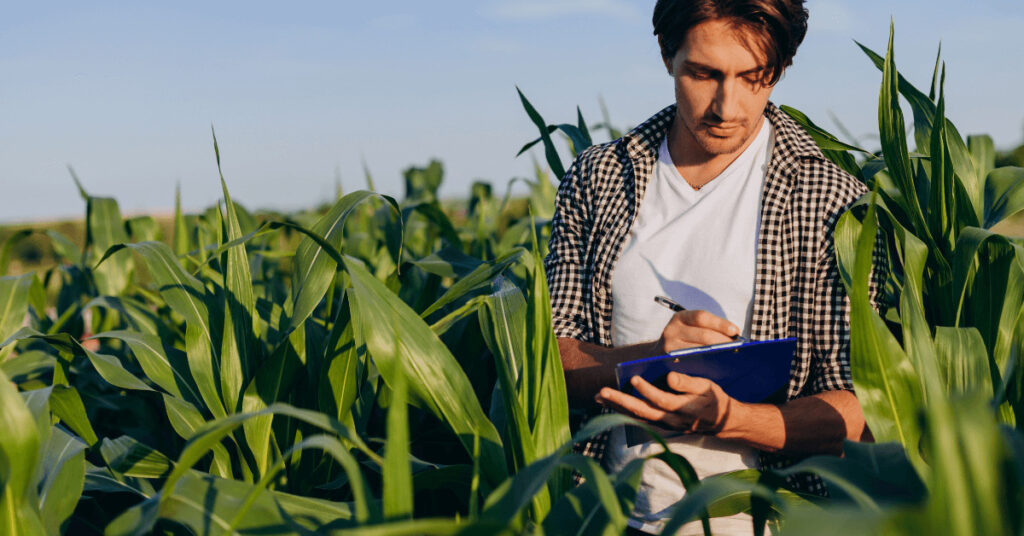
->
[652, 0, 808, 85]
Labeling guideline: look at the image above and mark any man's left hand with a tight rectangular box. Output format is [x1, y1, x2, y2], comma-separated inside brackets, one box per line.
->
[595, 372, 739, 435]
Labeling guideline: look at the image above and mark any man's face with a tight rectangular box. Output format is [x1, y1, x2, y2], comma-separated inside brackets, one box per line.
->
[664, 19, 775, 158]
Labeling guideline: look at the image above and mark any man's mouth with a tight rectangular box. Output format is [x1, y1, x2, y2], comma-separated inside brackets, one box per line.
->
[704, 123, 743, 136]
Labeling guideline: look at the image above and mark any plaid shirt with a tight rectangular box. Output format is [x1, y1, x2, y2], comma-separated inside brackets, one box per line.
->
[545, 102, 872, 494]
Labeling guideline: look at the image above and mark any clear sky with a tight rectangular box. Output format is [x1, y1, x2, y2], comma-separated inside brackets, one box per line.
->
[2, 0, 1022, 223]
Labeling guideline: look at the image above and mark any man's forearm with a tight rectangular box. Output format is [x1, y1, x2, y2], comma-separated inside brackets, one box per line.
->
[718, 389, 872, 455]
[558, 337, 658, 408]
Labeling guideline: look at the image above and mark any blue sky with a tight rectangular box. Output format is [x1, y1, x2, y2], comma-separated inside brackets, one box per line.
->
[2, 0, 1023, 223]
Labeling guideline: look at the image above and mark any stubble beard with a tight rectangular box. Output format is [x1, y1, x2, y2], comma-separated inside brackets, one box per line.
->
[686, 119, 751, 157]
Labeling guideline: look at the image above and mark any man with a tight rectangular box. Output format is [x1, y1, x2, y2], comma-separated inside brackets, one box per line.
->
[545, 0, 875, 533]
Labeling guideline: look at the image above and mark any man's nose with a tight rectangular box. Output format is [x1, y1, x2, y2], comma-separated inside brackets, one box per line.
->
[712, 78, 740, 122]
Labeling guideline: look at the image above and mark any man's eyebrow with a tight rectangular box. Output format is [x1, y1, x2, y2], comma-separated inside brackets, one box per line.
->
[682, 61, 766, 76]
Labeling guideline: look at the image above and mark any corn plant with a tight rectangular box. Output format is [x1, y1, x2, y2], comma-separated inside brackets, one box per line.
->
[774, 23, 1024, 535]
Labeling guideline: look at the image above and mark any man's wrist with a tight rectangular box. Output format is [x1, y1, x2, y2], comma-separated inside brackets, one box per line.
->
[716, 399, 768, 443]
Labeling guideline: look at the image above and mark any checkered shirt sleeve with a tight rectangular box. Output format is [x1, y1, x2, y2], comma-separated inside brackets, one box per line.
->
[546, 157, 592, 342]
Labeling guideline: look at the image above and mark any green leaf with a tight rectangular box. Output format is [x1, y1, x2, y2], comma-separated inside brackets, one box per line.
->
[127, 215, 162, 242]
[383, 348, 413, 520]
[926, 67, 957, 256]
[97, 241, 225, 415]
[83, 296, 163, 336]
[213, 136, 259, 414]
[109, 469, 358, 536]
[843, 195, 924, 458]
[0, 369, 46, 535]
[858, 40, 981, 222]
[0, 274, 33, 345]
[86, 196, 134, 296]
[410, 248, 485, 280]
[49, 385, 99, 446]
[0, 350, 55, 384]
[100, 436, 174, 479]
[343, 255, 508, 488]
[404, 202, 461, 247]
[161, 394, 234, 477]
[780, 105, 874, 155]
[875, 24, 932, 256]
[173, 183, 190, 256]
[968, 135, 996, 190]
[543, 457, 644, 536]
[4, 328, 153, 392]
[774, 440, 924, 507]
[420, 248, 524, 319]
[320, 292, 363, 422]
[479, 277, 537, 479]
[893, 224, 942, 398]
[517, 87, 566, 179]
[983, 166, 1024, 228]
[524, 230, 571, 477]
[38, 426, 87, 536]
[934, 327, 992, 397]
[93, 330, 202, 405]
[660, 474, 784, 535]
[45, 229, 82, 265]
[0, 229, 33, 276]
[290, 191, 399, 334]
[241, 326, 305, 478]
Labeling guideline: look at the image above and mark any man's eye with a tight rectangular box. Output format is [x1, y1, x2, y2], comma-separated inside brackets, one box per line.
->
[743, 73, 766, 86]
[689, 70, 712, 80]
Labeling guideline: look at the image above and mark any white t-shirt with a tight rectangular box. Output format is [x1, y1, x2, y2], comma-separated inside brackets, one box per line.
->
[606, 119, 774, 535]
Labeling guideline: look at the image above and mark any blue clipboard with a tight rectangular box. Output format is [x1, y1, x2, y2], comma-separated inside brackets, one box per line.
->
[616, 337, 795, 402]
[615, 338, 796, 445]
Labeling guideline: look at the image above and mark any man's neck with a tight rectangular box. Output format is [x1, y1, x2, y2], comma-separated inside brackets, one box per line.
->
[666, 115, 766, 190]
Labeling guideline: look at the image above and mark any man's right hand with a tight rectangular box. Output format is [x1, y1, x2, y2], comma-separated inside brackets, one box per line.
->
[558, 309, 740, 408]
[654, 309, 740, 354]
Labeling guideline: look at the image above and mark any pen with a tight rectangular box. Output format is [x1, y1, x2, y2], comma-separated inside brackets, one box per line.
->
[653, 295, 745, 341]
[654, 295, 686, 312]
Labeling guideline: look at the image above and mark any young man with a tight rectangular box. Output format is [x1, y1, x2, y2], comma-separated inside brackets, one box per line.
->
[545, 0, 875, 533]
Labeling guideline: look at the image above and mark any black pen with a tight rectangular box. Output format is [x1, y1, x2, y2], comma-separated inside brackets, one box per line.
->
[653, 295, 745, 342]
[654, 295, 686, 312]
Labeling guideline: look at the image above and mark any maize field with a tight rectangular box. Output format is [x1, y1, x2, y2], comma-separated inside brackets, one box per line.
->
[1, 26, 1023, 536]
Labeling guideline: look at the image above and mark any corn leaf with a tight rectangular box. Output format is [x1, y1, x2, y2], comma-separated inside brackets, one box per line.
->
[419, 248, 524, 319]
[983, 167, 1024, 229]
[93, 330, 202, 405]
[48, 386, 98, 446]
[290, 191, 399, 335]
[383, 348, 413, 520]
[97, 241, 225, 416]
[0, 274, 33, 346]
[100, 436, 174, 479]
[241, 325, 305, 477]
[343, 255, 508, 488]
[86, 196, 134, 296]
[517, 87, 566, 179]
[38, 427, 86, 536]
[0, 369, 46, 535]
[858, 40, 982, 222]
[933, 327, 991, 397]
[161, 394, 233, 477]
[841, 195, 924, 458]
[4, 328, 153, 392]
[479, 277, 538, 505]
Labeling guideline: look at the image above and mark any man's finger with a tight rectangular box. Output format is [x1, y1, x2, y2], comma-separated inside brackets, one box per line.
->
[677, 309, 739, 338]
[597, 387, 670, 422]
[669, 324, 733, 346]
[666, 372, 711, 393]
[630, 376, 694, 412]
